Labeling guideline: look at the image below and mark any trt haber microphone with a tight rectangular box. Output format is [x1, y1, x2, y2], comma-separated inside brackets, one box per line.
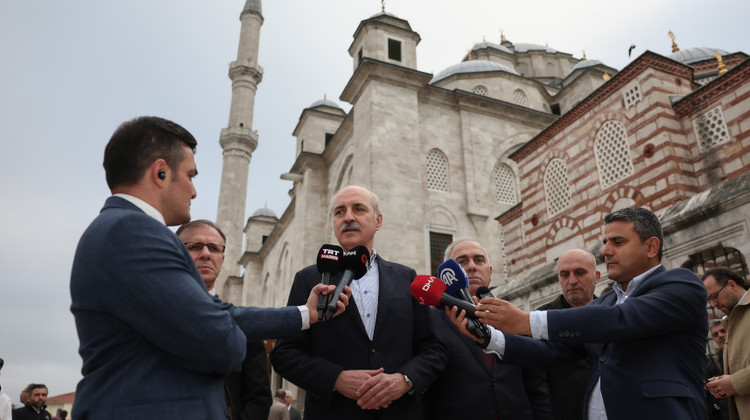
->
[438, 259, 473, 303]
[324, 245, 370, 321]
[316, 244, 343, 321]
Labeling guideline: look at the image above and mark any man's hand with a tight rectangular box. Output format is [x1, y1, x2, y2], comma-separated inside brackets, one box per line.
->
[445, 306, 486, 344]
[356, 372, 411, 410]
[474, 297, 531, 336]
[334, 369, 384, 400]
[306, 284, 351, 324]
[705, 375, 736, 399]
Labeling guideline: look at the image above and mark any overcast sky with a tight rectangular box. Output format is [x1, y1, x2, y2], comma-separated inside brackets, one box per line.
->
[0, 0, 747, 406]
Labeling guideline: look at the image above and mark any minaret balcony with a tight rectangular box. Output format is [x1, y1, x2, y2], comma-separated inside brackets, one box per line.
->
[229, 59, 264, 83]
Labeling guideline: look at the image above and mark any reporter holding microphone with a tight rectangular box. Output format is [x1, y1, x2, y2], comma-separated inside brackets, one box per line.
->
[271, 185, 447, 420]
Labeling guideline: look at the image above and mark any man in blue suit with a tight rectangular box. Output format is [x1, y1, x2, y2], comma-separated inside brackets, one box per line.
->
[449, 207, 708, 419]
[270, 185, 448, 419]
[70, 116, 348, 419]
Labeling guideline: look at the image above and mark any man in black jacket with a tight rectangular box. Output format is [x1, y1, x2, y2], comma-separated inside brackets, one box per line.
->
[12, 384, 51, 420]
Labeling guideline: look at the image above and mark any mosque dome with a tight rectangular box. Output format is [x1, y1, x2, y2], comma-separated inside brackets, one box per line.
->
[430, 59, 519, 84]
[513, 43, 558, 54]
[470, 41, 513, 54]
[242, 0, 262, 15]
[308, 98, 342, 109]
[669, 47, 729, 64]
[251, 207, 277, 218]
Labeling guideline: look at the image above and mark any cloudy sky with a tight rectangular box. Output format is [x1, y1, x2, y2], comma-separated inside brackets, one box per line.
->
[0, 0, 747, 405]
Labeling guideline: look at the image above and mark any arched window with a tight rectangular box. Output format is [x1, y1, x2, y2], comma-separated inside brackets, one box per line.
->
[595, 120, 634, 189]
[513, 89, 528, 107]
[544, 158, 570, 216]
[493, 163, 517, 205]
[473, 85, 488, 96]
[426, 149, 449, 191]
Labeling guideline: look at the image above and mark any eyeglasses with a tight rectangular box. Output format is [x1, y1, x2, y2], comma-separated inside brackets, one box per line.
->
[708, 282, 727, 302]
[184, 242, 225, 254]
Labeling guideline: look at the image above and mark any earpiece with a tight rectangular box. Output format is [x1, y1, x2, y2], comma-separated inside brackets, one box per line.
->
[158, 171, 166, 180]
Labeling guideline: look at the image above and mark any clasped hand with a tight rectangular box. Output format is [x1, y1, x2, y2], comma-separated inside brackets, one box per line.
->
[334, 368, 410, 410]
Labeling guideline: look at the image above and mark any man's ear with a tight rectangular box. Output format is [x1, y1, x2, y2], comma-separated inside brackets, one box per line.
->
[645, 237, 660, 259]
[150, 159, 169, 186]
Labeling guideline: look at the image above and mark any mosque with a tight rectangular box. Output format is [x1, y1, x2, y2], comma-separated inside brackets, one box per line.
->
[213, 0, 750, 390]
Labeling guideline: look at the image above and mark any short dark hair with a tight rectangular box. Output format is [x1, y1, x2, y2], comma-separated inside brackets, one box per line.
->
[275, 388, 287, 399]
[27, 383, 47, 394]
[103, 116, 197, 190]
[175, 219, 226, 242]
[702, 267, 747, 289]
[604, 207, 664, 261]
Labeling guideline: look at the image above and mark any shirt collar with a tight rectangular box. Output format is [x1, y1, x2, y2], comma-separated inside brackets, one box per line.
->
[614, 264, 662, 301]
[113, 193, 166, 225]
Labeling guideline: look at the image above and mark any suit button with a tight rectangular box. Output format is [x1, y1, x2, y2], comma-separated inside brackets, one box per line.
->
[575, 331, 581, 337]
[564, 331, 570, 337]
[370, 348, 376, 355]
[558, 331, 564, 337]
[599, 355, 606, 362]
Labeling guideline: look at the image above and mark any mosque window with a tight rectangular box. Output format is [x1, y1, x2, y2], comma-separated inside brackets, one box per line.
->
[517, 62, 528, 76]
[493, 163, 517, 205]
[388, 38, 402, 62]
[546, 62, 555, 75]
[325, 132, 334, 149]
[595, 120, 634, 189]
[473, 85, 488, 96]
[513, 89, 528, 107]
[693, 105, 730, 152]
[426, 149, 449, 192]
[544, 158, 570, 216]
[429, 231, 453, 276]
[622, 82, 642, 109]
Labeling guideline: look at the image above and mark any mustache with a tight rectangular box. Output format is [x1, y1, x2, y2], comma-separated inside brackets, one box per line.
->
[340, 221, 362, 233]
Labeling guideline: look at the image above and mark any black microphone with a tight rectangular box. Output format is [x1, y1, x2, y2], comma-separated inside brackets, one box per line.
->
[476, 286, 494, 300]
[316, 244, 343, 321]
[324, 246, 370, 320]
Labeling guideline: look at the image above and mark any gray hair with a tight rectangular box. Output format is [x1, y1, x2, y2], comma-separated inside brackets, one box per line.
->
[329, 185, 381, 219]
[443, 238, 491, 265]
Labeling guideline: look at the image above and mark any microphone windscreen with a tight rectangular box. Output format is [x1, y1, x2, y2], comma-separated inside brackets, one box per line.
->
[476, 286, 494, 298]
[342, 246, 370, 279]
[438, 259, 469, 296]
[317, 244, 343, 274]
[410, 275, 446, 306]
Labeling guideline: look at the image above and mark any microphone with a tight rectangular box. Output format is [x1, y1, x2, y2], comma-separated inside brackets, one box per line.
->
[324, 245, 370, 321]
[438, 259, 473, 303]
[316, 244, 343, 321]
[410, 275, 478, 316]
[475, 286, 494, 300]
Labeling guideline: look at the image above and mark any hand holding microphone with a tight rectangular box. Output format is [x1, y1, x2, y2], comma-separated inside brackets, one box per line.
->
[316, 244, 343, 321]
[324, 246, 370, 321]
[438, 259, 490, 341]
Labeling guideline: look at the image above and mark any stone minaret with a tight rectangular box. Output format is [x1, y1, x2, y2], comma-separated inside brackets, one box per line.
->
[215, 0, 263, 298]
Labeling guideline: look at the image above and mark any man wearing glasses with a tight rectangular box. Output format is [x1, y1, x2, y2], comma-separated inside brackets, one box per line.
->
[176, 219, 272, 420]
[703, 267, 750, 419]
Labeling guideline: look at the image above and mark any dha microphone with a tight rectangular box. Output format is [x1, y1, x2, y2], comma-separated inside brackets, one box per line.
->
[410, 275, 480, 318]
[324, 245, 370, 321]
[438, 259, 473, 303]
[316, 244, 343, 321]
[476, 286, 495, 300]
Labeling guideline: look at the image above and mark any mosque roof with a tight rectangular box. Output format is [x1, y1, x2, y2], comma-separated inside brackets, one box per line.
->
[308, 98, 342, 109]
[430, 59, 519, 83]
[513, 43, 558, 53]
[669, 47, 730, 64]
[470, 41, 513, 54]
[242, 0, 262, 15]
[251, 207, 277, 218]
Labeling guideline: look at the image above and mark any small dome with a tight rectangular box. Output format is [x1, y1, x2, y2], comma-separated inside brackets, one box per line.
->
[514, 43, 558, 54]
[569, 59, 604, 73]
[308, 98, 341, 109]
[430, 59, 519, 84]
[251, 207, 277, 218]
[669, 47, 729, 65]
[470, 42, 512, 55]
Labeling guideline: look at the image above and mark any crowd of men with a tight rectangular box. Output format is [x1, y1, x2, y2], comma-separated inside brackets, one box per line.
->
[60, 116, 748, 420]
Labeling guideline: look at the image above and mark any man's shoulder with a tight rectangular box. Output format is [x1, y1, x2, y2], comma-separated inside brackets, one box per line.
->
[376, 256, 416, 275]
[537, 294, 568, 310]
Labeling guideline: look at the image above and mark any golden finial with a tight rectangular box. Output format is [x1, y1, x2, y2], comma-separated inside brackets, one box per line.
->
[324, 93, 327, 100]
[467, 49, 473, 61]
[603, 72, 611, 81]
[716, 50, 728, 74]
[483, 35, 486, 42]
[668, 31, 679, 53]
[500, 29, 506, 42]
[582, 50, 587, 60]
[381, 0, 385, 12]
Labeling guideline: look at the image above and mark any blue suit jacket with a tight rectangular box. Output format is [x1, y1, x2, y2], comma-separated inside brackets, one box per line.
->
[270, 259, 448, 420]
[424, 309, 553, 420]
[70, 197, 301, 419]
[503, 266, 708, 420]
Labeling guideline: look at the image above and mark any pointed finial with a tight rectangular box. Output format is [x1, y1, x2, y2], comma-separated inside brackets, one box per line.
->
[582, 50, 587, 60]
[381, 0, 385, 13]
[603, 72, 611, 81]
[716, 50, 728, 74]
[324, 93, 327, 100]
[483, 35, 486, 42]
[500, 29, 506, 42]
[467, 49, 473, 61]
[264, 201, 268, 208]
[668, 31, 679, 53]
